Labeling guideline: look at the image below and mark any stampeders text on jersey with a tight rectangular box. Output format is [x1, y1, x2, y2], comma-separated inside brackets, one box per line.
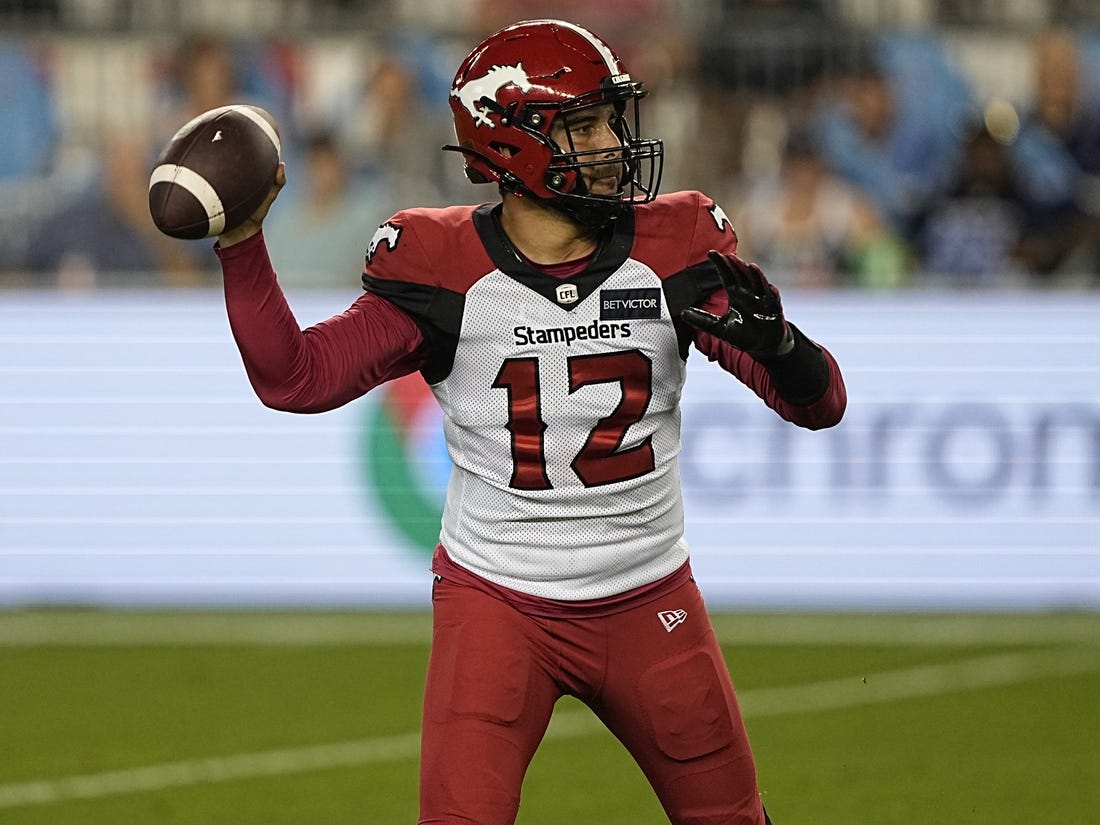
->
[513, 321, 632, 347]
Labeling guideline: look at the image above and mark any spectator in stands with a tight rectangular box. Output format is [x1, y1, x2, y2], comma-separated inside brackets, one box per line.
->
[734, 129, 908, 288]
[912, 106, 1087, 286]
[0, 38, 56, 182]
[262, 130, 392, 288]
[177, 33, 238, 117]
[913, 117, 1031, 284]
[23, 133, 215, 288]
[337, 50, 417, 174]
[0, 38, 58, 271]
[1012, 28, 1100, 280]
[814, 35, 972, 240]
[331, 35, 468, 207]
[155, 32, 295, 161]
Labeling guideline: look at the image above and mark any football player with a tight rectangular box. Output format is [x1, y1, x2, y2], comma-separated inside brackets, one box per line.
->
[214, 19, 846, 825]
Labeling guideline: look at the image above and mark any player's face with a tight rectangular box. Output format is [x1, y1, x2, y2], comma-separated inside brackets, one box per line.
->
[552, 102, 627, 197]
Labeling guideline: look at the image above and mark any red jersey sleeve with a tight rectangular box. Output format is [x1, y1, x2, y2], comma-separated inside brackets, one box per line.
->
[215, 232, 427, 413]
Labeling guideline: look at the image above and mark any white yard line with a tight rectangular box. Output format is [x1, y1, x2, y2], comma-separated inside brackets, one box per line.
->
[0, 647, 1096, 810]
[0, 612, 435, 647]
[738, 648, 1099, 717]
[0, 734, 423, 810]
[1, 611, 1098, 648]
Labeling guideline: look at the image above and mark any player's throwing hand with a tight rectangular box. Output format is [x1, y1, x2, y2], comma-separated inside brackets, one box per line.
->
[681, 251, 794, 359]
[219, 162, 287, 249]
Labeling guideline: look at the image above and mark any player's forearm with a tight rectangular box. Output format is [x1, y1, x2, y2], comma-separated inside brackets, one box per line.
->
[760, 333, 847, 429]
[215, 232, 426, 413]
[755, 323, 831, 405]
[697, 330, 846, 429]
[216, 232, 310, 409]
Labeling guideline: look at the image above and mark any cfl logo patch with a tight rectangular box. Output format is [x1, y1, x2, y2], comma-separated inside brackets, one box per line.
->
[556, 283, 579, 305]
[658, 609, 687, 632]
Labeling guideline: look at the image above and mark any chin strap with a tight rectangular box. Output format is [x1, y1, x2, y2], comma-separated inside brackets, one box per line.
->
[546, 192, 628, 228]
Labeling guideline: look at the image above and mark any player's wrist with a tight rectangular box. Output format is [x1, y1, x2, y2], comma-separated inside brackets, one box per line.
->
[757, 323, 830, 403]
[217, 221, 263, 249]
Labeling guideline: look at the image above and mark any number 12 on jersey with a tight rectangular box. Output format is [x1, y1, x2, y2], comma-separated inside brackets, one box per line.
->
[492, 350, 656, 490]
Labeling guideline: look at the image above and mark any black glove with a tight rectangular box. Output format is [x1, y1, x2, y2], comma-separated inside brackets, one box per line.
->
[681, 251, 793, 360]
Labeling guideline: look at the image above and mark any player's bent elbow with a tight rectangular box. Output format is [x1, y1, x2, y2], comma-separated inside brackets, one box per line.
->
[259, 396, 340, 415]
[801, 363, 847, 430]
[243, 371, 344, 414]
[259, 396, 302, 414]
[806, 408, 845, 431]
[252, 386, 334, 415]
[784, 382, 847, 431]
[803, 393, 847, 431]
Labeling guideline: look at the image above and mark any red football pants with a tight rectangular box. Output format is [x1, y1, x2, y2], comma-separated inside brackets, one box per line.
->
[418, 575, 767, 825]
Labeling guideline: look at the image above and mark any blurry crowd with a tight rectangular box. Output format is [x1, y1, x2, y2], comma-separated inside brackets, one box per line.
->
[1, 0, 1099, 290]
[731, 26, 1100, 290]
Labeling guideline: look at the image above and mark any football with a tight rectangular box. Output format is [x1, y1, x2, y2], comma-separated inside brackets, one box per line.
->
[148, 104, 281, 240]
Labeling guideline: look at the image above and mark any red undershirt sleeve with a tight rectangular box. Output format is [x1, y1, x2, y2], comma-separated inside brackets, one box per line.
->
[215, 232, 428, 414]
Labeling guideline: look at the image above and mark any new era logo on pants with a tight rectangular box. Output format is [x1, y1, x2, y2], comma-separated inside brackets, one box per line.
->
[658, 609, 687, 632]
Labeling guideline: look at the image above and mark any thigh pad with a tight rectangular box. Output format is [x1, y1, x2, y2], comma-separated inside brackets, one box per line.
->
[637, 648, 737, 761]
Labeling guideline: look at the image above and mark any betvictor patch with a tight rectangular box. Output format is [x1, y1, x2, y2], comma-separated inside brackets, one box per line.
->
[599, 288, 662, 320]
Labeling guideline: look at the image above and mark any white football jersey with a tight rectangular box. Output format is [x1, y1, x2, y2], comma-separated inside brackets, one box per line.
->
[363, 192, 737, 599]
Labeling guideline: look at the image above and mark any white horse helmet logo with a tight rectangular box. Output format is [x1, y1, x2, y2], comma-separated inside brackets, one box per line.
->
[451, 63, 533, 128]
[367, 222, 402, 263]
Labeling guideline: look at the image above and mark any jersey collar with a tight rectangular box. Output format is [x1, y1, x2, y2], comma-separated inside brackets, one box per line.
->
[472, 203, 636, 311]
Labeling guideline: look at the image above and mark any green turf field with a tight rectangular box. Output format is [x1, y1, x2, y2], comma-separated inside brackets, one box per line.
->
[1, 611, 1097, 824]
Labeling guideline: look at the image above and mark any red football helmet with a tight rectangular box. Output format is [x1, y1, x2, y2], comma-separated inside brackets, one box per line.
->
[444, 19, 664, 225]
